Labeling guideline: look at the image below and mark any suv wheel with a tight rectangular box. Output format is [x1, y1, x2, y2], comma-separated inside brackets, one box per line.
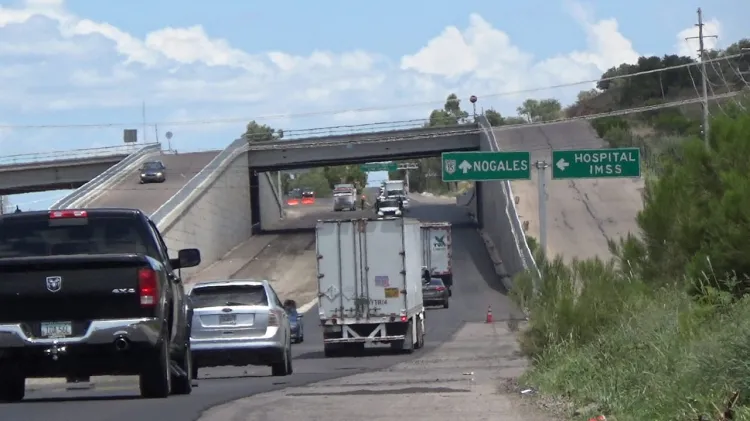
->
[271, 344, 292, 376]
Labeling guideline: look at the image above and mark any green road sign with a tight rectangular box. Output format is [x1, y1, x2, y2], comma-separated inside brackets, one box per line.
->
[552, 148, 641, 179]
[360, 162, 397, 172]
[441, 151, 531, 182]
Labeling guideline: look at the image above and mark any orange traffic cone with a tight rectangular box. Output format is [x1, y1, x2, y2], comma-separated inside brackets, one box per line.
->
[485, 306, 493, 323]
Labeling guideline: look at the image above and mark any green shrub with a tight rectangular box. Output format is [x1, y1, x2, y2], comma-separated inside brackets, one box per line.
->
[515, 112, 750, 421]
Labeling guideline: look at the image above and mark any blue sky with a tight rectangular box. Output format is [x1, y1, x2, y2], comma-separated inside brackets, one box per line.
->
[0, 0, 746, 211]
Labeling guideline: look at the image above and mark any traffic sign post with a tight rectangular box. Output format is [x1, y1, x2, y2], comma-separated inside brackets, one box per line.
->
[360, 162, 397, 172]
[552, 148, 641, 179]
[441, 151, 531, 182]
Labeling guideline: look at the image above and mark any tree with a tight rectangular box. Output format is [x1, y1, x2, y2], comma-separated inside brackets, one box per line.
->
[427, 93, 470, 126]
[243, 121, 284, 142]
[286, 169, 332, 197]
[322, 165, 367, 190]
[624, 113, 750, 293]
[484, 108, 505, 126]
[516, 98, 562, 123]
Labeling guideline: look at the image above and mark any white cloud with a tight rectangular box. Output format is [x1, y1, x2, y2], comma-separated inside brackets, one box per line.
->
[0, 0, 644, 153]
[400, 5, 639, 99]
[676, 18, 722, 58]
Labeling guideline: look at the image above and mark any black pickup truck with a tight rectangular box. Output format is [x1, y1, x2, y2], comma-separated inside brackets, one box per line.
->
[0, 208, 201, 401]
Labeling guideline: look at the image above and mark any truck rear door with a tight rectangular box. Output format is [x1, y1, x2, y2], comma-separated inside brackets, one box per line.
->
[317, 219, 408, 320]
[421, 223, 452, 276]
[0, 210, 163, 333]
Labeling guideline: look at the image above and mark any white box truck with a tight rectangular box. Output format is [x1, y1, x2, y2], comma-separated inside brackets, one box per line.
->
[383, 180, 409, 210]
[316, 217, 426, 357]
[333, 184, 357, 211]
[421, 222, 453, 295]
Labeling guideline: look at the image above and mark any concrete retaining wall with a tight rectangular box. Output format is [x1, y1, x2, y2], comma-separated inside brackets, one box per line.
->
[154, 140, 283, 278]
[475, 117, 539, 280]
[260, 172, 285, 230]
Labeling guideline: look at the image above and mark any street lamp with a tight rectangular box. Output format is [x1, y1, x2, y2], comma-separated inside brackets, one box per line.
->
[469, 95, 477, 120]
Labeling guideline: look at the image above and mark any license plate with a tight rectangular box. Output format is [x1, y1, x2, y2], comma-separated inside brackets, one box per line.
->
[219, 314, 236, 325]
[40, 322, 72, 338]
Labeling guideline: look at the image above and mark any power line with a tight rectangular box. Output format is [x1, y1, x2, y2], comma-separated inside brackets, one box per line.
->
[0, 53, 746, 131]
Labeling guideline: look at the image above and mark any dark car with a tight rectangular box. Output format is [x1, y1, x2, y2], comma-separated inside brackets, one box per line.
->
[422, 278, 449, 308]
[283, 299, 304, 343]
[0, 208, 201, 401]
[139, 160, 167, 184]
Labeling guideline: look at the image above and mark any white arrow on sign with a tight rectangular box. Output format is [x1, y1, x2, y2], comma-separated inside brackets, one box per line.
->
[458, 160, 472, 174]
[556, 158, 569, 171]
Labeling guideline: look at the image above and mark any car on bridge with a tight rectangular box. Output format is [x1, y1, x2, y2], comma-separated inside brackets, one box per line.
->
[0, 208, 201, 401]
[139, 160, 167, 184]
[188, 279, 293, 378]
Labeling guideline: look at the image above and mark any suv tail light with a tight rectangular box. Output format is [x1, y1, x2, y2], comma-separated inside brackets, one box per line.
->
[138, 268, 158, 307]
[268, 309, 280, 327]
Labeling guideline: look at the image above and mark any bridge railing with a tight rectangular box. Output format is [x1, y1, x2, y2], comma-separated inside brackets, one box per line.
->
[0, 144, 151, 167]
[51, 143, 162, 209]
[279, 119, 429, 140]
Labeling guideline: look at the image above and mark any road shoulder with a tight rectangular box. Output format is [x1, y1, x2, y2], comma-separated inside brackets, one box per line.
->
[197, 322, 560, 421]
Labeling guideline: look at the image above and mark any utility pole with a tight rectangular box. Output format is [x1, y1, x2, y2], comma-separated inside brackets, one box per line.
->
[534, 161, 548, 255]
[685, 8, 717, 149]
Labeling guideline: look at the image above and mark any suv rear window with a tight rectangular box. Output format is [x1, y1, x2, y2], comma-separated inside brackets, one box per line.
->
[0, 216, 154, 258]
[190, 284, 268, 308]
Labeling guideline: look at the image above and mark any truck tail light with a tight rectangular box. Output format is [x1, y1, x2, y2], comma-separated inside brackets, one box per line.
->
[138, 268, 158, 307]
[49, 210, 87, 219]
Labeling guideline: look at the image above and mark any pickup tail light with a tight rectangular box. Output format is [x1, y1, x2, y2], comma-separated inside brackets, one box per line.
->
[138, 268, 158, 307]
[49, 210, 87, 219]
[268, 309, 280, 327]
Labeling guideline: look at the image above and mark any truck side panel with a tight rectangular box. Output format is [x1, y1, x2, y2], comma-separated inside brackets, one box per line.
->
[402, 219, 424, 313]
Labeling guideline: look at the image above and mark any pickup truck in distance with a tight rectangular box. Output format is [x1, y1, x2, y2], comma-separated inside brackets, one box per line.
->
[0, 208, 201, 401]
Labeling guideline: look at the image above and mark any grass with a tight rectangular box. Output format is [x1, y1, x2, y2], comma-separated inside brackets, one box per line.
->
[512, 255, 750, 421]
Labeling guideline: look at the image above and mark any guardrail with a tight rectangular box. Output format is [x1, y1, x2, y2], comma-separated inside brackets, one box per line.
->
[280, 119, 429, 140]
[151, 139, 245, 225]
[0, 144, 147, 167]
[51, 143, 162, 209]
[477, 116, 539, 278]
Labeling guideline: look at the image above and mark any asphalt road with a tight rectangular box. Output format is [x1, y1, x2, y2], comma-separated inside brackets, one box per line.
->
[2, 196, 522, 421]
[494, 121, 643, 261]
[89, 152, 219, 215]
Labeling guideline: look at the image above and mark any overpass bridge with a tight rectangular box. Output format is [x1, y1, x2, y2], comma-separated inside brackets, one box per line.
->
[0, 144, 160, 195]
[45, 118, 641, 290]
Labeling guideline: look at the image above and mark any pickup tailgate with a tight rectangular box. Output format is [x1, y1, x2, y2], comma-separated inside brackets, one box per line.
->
[0, 254, 154, 328]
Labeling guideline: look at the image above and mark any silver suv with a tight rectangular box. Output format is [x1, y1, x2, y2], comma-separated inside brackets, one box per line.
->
[188, 280, 293, 378]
